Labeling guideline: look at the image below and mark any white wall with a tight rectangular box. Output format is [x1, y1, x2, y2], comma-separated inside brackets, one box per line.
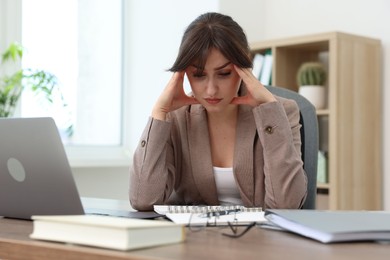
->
[0, 0, 21, 80]
[73, 166, 130, 200]
[0, 0, 21, 48]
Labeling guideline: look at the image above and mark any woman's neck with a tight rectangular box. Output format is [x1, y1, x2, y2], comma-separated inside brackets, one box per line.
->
[207, 105, 238, 168]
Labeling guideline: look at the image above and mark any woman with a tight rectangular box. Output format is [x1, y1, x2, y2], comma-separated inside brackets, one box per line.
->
[130, 12, 307, 211]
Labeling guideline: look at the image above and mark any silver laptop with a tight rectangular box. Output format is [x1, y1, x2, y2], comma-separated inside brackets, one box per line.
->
[0, 117, 159, 220]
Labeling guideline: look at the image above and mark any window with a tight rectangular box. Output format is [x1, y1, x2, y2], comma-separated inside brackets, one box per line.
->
[22, 0, 123, 146]
[21, 0, 128, 166]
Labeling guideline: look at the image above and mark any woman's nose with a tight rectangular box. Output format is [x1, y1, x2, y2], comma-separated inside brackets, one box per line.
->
[206, 78, 218, 96]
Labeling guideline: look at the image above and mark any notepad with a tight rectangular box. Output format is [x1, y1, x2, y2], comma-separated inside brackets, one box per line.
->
[154, 205, 265, 226]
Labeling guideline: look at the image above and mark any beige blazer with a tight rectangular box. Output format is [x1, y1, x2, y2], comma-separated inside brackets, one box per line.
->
[130, 97, 307, 211]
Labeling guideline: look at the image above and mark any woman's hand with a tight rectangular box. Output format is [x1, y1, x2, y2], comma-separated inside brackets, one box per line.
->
[152, 71, 199, 120]
[231, 65, 276, 107]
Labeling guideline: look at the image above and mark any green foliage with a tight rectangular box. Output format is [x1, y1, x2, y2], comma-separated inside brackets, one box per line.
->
[1, 41, 23, 61]
[297, 62, 327, 86]
[1, 42, 60, 116]
[0, 42, 73, 136]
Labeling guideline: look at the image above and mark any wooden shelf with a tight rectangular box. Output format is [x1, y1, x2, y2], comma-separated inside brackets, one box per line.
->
[317, 183, 330, 189]
[251, 32, 382, 210]
[316, 109, 329, 116]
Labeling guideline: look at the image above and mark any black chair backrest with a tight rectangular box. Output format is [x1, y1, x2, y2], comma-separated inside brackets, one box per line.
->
[265, 86, 319, 209]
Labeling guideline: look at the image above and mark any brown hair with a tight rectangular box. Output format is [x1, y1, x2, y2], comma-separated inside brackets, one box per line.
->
[169, 12, 252, 73]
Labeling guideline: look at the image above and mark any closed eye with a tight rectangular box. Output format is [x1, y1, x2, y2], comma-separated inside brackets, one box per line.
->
[193, 73, 206, 78]
[219, 71, 231, 77]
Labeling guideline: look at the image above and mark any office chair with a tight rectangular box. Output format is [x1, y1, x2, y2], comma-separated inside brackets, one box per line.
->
[265, 85, 319, 209]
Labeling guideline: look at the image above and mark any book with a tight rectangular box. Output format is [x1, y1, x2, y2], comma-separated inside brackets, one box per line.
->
[259, 50, 273, 85]
[30, 215, 185, 251]
[154, 205, 265, 226]
[264, 209, 390, 243]
[252, 53, 264, 79]
[317, 151, 328, 183]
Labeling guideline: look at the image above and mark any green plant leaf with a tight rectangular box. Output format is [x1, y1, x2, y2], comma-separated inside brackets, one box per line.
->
[1, 42, 24, 63]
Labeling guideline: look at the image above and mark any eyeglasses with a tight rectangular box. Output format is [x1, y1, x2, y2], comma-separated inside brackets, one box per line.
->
[187, 206, 258, 238]
[222, 220, 257, 238]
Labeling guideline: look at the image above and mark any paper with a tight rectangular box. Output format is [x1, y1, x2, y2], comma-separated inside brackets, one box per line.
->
[166, 211, 266, 226]
[154, 205, 265, 226]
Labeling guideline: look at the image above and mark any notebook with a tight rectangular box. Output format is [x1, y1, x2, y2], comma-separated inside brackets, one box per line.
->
[154, 205, 265, 226]
[264, 209, 390, 243]
[0, 117, 159, 220]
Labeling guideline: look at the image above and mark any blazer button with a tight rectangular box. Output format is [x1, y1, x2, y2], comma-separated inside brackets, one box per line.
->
[141, 140, 146, 147]
[265, 126, 274, 134]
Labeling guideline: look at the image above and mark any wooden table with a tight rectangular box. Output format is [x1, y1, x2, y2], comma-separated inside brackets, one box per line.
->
[1, 216, 390, 260]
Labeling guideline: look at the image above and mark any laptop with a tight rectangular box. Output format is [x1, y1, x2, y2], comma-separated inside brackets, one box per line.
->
[0, 117, 160, 220]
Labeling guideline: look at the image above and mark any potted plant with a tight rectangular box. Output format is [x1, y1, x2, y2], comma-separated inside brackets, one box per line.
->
[296, 62, 327, 109]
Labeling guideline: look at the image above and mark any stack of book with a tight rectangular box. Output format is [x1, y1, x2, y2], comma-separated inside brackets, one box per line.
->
[252, 50, 273, 85]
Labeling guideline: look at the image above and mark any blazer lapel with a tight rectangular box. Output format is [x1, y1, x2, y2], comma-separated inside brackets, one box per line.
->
[187, 105, 219, 205]
[234, 105, 257, 205]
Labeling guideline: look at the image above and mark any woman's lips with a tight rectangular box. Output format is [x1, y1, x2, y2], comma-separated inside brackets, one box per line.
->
[205, 98, 222, 105]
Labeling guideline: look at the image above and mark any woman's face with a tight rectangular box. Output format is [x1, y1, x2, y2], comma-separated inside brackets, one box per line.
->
[185, 48, 241, 113]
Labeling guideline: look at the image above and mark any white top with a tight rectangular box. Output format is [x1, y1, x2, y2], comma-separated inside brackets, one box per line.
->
[213, 167, 243, 205]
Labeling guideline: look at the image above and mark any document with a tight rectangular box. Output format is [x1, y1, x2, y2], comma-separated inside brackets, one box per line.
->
[264, 209, 390, 243]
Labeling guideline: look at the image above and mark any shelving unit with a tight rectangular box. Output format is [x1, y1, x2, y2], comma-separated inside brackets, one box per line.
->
[250, 32, 382, 210]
